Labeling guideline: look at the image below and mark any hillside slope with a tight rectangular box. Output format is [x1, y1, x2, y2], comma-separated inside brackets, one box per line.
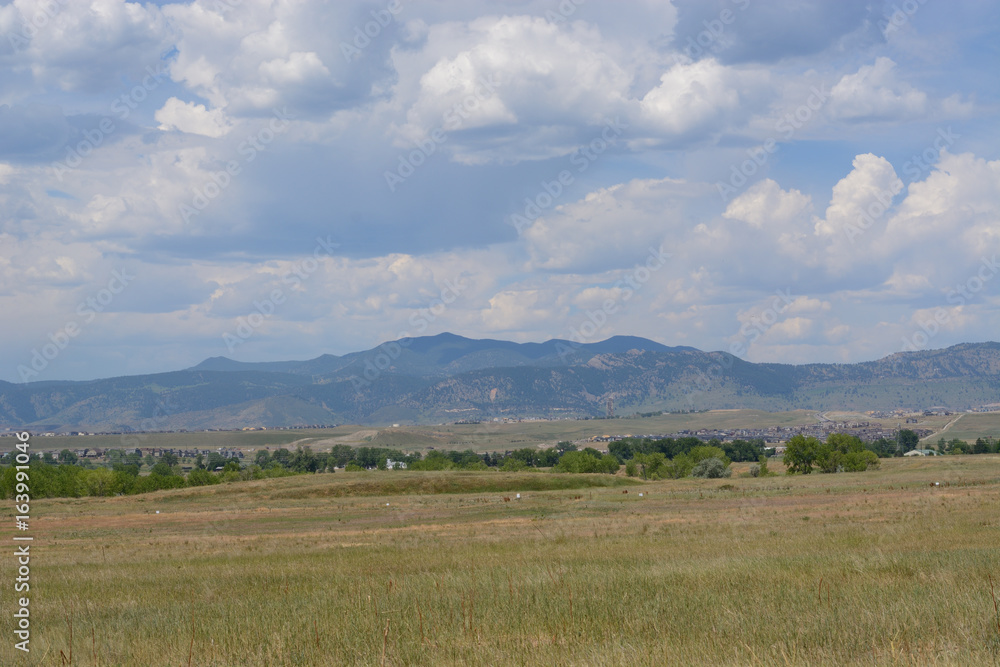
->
[1, 336, 997, 430]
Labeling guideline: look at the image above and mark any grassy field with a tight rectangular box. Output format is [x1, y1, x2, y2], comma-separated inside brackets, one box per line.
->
[17, 408, 976, 456]
[3, 457, 1000, 665]
[925, 413, 1000, 444]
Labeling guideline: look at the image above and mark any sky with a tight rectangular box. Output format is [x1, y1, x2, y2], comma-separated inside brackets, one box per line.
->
[1, 0, 999, 382]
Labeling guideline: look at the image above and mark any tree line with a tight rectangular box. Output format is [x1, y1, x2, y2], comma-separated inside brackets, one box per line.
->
[3, 430, 997, 499]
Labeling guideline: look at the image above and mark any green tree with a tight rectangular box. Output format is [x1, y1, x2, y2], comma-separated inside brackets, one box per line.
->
[187, 468, 219, 486]
[84, 468, 115, 496]
[634, 452, 668, 479]
[556, 441, 577, 454]
[554, 451, 600, 473]
[499, 457, 526, 472]
[271, 448, 292, 467]
[757, 455, 771, 477]
[58, 449, 78, 465]
[842, 450, 880, 472]
[689, 445, 730, 466]
[161, 452, 179, 467]
[149, 462, 174, 476]
[289, 447, 319, 472]
[783, 434, 821, 474]
[898, 429, 919, 454]
[664, 452, 695, 479]
[327, 445, 355, 468]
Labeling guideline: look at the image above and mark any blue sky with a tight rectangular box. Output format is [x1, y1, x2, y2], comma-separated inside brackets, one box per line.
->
[1, 0, 998, 382]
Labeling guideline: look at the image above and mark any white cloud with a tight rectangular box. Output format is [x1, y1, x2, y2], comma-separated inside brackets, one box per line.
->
[828, 57, 928, 122]
[639, 58, 768, 139]
[522, 177, 701, 272]
[156, 97, 233, 137]
[814, 153, 902, 242]
[723, 178, 812, 229]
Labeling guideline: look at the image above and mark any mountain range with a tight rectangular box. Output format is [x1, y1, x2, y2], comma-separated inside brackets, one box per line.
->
[1, 333, 998, 432]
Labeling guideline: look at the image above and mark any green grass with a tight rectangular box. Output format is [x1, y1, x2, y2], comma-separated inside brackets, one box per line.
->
[930, 412, 1000, 443]
[3, 457, 1000, 665]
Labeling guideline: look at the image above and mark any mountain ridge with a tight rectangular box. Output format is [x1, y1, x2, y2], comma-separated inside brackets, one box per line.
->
[1, 334, 998, 431]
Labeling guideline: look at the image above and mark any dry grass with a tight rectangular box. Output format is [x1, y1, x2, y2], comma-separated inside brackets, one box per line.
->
[3, 458, 1000, 665]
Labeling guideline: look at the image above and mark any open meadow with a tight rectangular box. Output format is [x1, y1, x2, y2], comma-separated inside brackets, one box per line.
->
[3, 456, 1000, 665]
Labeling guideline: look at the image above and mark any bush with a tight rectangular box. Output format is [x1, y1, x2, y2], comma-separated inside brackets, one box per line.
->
[748, 463, 761, 478]
[663, 453, 694, 479]
[625, 460, 637, 477]
[187, 468, 219, 487]
[691, 457, 731, 479]
[500, 458, 527, 472]
[344, 463, 364, 472]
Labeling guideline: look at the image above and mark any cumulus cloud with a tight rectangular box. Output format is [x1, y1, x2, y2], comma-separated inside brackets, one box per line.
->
[723, 179, 812, 229]
[522, 177, 702, 272]
[828, 57, 928, 122]
[155, 97, 233, 137]
[639, 58, 769, 142]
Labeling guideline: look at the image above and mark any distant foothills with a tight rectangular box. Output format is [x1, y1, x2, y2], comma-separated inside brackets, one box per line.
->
[1, 333, 999, 432]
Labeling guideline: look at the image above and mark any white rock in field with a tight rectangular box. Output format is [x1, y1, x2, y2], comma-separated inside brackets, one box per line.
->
[516, 493, 521, 499]
[155, 511, 160, 514]
[638, 493, 643, 497]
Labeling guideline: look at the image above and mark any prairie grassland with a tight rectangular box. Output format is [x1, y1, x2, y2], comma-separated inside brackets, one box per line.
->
[3, 458, 1000, 665]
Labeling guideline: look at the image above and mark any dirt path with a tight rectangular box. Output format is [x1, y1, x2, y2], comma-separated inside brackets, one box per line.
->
[923, 413, 965, 441]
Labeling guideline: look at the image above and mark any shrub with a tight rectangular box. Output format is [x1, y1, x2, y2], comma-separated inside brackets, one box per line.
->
[691, 457, 732, 479]
[748, 463, 761, 478]
[500, 457, 527, 472]
[663, 453, 694, 479]
[689, 445, 731, 466]
[625, 460, 637, 477]
[187, 468, 219, 487]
